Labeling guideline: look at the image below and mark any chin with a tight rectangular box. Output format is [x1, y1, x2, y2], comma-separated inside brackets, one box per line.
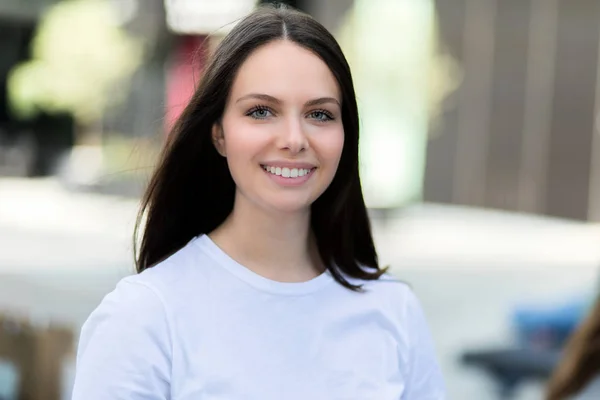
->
[260, 195, 315, 215]
[267, 201, 312, 215]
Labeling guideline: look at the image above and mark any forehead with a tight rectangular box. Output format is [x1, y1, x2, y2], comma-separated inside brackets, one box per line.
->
[229, 40, 340, 100]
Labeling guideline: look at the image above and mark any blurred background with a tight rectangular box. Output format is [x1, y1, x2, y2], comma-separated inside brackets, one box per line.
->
[1, 0, 600, 399]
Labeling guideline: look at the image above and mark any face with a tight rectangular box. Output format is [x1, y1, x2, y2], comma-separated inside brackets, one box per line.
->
[213, 40, 344, 215]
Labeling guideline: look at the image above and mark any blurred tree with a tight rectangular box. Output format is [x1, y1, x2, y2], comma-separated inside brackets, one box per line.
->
[336, 0, 459, 209]
[6, 0, 143, 126]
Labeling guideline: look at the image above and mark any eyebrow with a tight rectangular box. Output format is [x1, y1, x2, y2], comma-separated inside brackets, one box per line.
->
[235, 93, 340, 107]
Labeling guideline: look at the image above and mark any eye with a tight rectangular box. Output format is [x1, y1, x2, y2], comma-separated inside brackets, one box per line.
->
[308, 110, 335, 122]
[246, 106, 273, 120]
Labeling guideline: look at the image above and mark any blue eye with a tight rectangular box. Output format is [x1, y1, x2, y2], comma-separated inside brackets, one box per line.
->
[247, 106, 273, 119]
[309, 110, 334, 121]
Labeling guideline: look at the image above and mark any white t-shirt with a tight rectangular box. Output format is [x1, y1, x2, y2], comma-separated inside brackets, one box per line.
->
[72, 235, 445, 400]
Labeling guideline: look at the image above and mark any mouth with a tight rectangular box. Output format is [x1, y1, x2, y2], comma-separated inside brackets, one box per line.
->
[261, 164, 317, 179]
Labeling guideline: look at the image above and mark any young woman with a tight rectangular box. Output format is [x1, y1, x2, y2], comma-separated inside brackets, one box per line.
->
[547, 296, 600, 400]
[72, 5, 445, 399]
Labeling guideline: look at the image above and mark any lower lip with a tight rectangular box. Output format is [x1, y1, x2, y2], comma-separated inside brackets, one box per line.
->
[262, 167, 315, 187]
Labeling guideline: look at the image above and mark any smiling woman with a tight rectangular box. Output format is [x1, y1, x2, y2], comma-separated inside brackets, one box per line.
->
[212, 39, 344, 217]
[71, 4, 446, 400]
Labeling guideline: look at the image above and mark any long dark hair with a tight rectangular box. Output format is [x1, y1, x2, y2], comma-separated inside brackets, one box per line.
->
[547, 296, 600, 399]
[134, 4, 387, 291]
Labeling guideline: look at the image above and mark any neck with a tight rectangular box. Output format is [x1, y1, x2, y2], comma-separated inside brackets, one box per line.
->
[209, 195, 324, 282]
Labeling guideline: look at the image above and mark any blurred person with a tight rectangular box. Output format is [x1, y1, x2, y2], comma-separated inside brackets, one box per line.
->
[546, 296, 600, 400]
[71, 4, 444, 400]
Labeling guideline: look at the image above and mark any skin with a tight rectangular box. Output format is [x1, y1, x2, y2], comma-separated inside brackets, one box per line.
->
[209, 39, 344, 283]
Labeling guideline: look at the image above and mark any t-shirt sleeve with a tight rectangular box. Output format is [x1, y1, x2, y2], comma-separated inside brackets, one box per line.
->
[401, 287, 446, 400]
[71, 278, 172, 400]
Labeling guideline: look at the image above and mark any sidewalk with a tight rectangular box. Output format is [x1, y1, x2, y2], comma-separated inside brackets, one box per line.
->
[4, 176, 600, 278]
[0, 177, 138, 272]
[0, 177, 137, 329]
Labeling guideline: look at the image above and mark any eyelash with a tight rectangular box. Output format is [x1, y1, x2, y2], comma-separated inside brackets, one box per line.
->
[245, 105, 335, 122]
[310, 109, 335, 121]
[246, 105, 272, 119]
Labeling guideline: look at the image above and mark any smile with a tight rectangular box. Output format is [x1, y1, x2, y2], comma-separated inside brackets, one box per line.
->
[261, 165, 315, 178]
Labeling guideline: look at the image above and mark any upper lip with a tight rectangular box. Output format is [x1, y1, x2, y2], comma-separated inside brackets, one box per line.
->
[261, 162, 316, 169]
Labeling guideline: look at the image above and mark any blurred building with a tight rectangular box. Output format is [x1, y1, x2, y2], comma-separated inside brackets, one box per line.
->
[425, 0, 600, 222]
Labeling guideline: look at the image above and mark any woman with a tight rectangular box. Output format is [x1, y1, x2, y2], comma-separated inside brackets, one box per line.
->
[71, 5, 445, 399]
[547, 296, 600, 400]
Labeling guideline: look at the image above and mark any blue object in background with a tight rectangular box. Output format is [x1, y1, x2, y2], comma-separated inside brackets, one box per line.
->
[512, 297, 592, 350]
[0, 359, 18, 400]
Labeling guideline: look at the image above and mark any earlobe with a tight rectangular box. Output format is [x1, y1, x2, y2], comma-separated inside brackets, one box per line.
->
[211, 123, 226, 157]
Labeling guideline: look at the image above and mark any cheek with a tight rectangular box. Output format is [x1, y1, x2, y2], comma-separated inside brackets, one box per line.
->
[318, 128, 345, 168]
[222, 122, 268, 164]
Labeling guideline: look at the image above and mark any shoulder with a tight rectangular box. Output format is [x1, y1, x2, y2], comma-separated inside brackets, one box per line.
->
[79, 276, 171, 351]
[348, 272, 420, 312]
[347, 272, 435, 338]
[74, 273, 174, 399]
[360, 275, 445, 398]
[127, 235, 214, 301]
[79, 236, 209, 341]
[368, 273, 431, 327]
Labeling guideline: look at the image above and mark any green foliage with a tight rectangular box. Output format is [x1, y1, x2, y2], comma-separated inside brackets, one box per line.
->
[7, 0, 143, 123]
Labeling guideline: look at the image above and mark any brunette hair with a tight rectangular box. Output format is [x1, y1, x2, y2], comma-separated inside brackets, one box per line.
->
[547, 296, 600, 399]
[134, 4, 387, 290]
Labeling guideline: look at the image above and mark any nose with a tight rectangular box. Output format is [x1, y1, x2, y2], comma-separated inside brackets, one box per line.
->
[278, 117, 308, 154]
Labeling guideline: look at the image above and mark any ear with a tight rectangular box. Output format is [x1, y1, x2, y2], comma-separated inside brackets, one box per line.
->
[211, 123, 226, 157]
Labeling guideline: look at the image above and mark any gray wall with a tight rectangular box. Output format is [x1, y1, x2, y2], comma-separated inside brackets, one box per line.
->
[425, 0, 600, 221]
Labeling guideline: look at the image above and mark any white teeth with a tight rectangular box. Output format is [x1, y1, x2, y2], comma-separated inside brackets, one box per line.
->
[263, 165, 313, 178]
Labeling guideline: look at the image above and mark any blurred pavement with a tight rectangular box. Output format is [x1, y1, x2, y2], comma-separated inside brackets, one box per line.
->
[0, 178, 136, 328]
